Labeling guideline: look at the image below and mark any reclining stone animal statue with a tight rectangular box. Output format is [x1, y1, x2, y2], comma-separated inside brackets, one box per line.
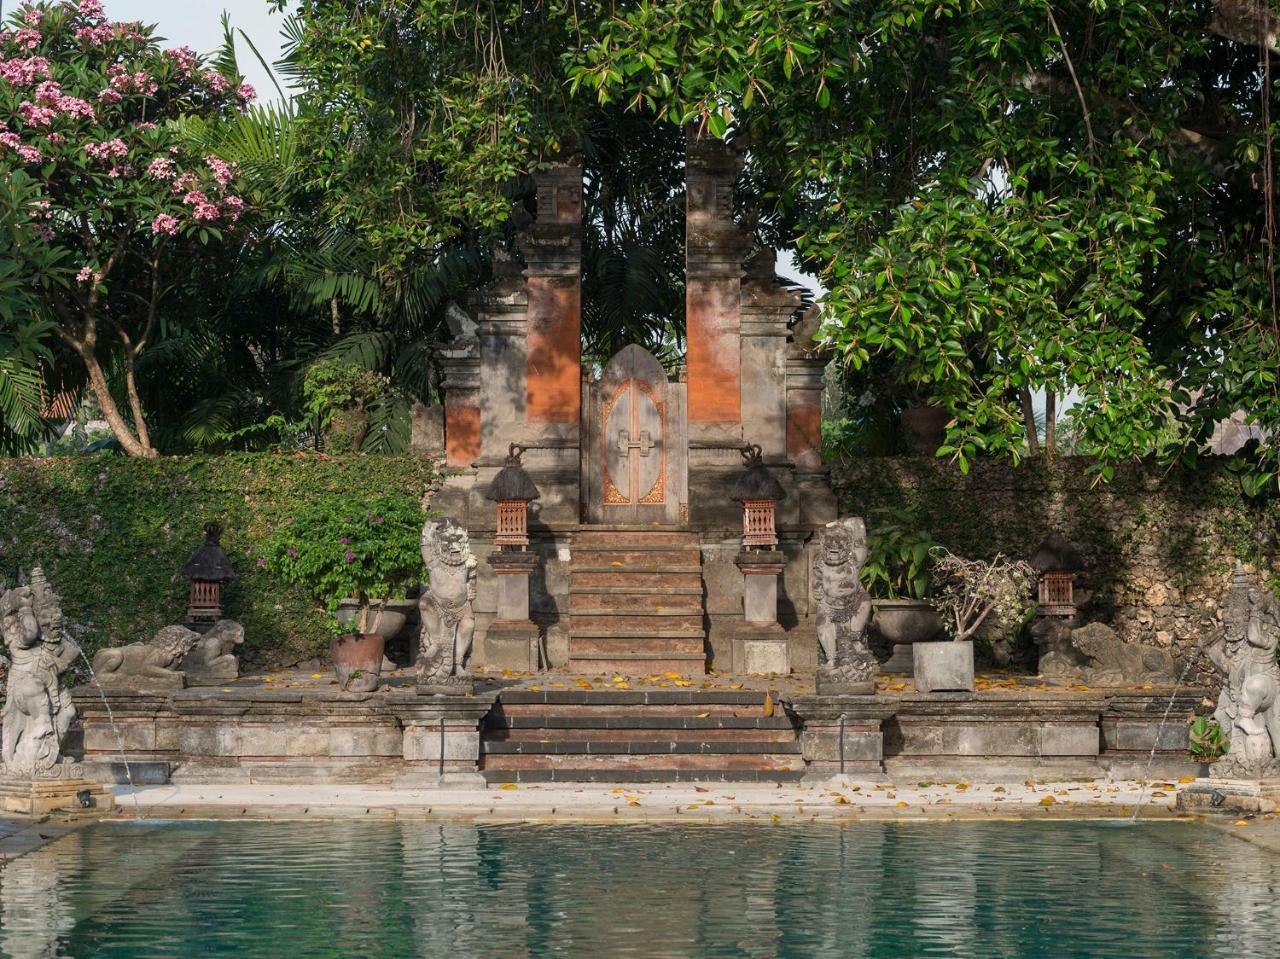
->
[180, 619, 244, 685]
[1031, 618, 1177, 686]
[1206, 565, 1280, 779]
[91, 625, 201, 691]
[1070, 622, 1179, 686]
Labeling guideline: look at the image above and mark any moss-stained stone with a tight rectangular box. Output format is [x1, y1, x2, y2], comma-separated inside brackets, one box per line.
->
[831, 456, 1279, 676]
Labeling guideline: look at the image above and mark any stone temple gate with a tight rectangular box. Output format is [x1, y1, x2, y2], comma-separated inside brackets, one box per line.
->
[433, 132, 835, 675]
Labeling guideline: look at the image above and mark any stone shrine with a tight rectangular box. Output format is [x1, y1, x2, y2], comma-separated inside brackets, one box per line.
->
[432, 133, 835, 675]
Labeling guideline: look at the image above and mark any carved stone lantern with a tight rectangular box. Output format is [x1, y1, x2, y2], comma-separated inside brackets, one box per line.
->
[731, 444, 787, 550]
[483, 445, 544, 672]
[486, 444, 541, 551]
[180, 523, 236, 624]
[730, 445, 790, 675]
[1029, 530, 1084, 619]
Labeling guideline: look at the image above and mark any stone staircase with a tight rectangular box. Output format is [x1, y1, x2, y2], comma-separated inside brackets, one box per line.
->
[568, 529, 707, 675]
[480, 689, 804, 783]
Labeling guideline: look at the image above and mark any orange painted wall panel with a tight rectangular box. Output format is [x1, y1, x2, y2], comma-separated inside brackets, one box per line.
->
[686, 277, 741, 424]
[445, 397, 481, 467]
[787, 390, 823, 469]
[527, 276, 581, 423]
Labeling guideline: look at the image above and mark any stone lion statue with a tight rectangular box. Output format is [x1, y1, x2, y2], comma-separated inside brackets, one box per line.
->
[417, 518, 478, 686]
[180, 620, 244, 685]
[812, 516, 877, 691]
[1070, 622, 1178, 686]
[92, 625, 200, 690]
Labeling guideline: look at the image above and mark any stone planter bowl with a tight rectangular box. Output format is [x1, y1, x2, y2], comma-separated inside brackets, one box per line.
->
[873, 598, 943, 674]
[912, 640, 975, 693]
[330, 632, 387, 692]
[335, 600, 408, 640]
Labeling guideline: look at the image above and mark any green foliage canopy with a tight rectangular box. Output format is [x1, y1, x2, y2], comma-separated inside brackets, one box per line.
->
[273, 0, 1280, 484]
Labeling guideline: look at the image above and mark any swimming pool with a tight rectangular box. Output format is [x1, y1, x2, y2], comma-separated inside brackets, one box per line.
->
[0, 820, 1273, 958]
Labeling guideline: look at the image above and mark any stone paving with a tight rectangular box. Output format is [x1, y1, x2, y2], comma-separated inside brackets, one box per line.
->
[106, 777, 1199, 822]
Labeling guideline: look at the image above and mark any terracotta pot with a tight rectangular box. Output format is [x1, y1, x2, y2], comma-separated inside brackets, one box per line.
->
[900, 405, 950, 455]
[330, 632, 386, 692]
[873, 598, 943, 673]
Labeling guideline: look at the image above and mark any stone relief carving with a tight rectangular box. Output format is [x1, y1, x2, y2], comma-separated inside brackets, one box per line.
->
[180, 620, 244, 685]
[813, 517, 877, 690]
[1208, 565, 1280, 778]
[417, 518, 478, 686]
[91, 625, 200, 690]
[1, 568, 81, 779]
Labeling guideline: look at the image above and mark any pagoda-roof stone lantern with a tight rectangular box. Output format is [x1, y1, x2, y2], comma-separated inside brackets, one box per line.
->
[485, 444, 541, 550]
[731, 444, 787, 550]
[181, 522, 236, 623]
[1030, 530, 1084, 617]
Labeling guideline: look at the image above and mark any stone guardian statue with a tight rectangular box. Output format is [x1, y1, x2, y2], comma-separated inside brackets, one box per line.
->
[1, 569, 81, 778]
[813, 517, 878, 694]
[417, 518, 478, 688]
[1207, 565, 1280, 778]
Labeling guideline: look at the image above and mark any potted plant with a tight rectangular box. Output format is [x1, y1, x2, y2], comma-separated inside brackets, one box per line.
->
[862, 508, 943, 671]
[915, 549, 1035, 692]
[265, 493, 424, 691]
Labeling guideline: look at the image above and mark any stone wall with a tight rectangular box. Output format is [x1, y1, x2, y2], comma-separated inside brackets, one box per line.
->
[831, 456, 1280, 674]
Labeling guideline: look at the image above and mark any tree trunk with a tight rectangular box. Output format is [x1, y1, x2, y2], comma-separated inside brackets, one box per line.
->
[1019, 388, 1041, 456]
[81, 353, 156, 458]
[1045, 390, 1057, 458]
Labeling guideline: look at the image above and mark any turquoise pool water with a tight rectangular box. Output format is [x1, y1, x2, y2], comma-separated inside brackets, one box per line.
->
[0, 820, 1274, 958]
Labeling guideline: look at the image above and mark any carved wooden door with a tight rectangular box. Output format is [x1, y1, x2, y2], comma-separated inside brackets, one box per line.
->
[584, 345, 686, 524]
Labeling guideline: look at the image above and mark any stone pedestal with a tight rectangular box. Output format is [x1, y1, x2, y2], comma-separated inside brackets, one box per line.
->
[733, 551, 789, 675]
[787, 695, 895, 780]
[0, 775, 114, 816]
[1175, 778, 1280, 815]
[400, 695, 495, 788]
[485, 551, 543, 672]
[912, 641, 975, 693]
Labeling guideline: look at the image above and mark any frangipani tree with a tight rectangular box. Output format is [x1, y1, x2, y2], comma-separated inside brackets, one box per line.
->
[0, 0, 254, 456]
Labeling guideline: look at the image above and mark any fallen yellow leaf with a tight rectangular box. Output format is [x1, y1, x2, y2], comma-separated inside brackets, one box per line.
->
[833, 796, 850, 804]
[896, 801, 909, 808]
[498, 783, 519, 791]
[1178, 776, 1196, 784]
[1235, 819, 1249, 827]
[663, 672, 681, 679]
[576, 679, 594, 689]
[1039, 796, 1056, 806]
[763, 692, 774, 717]
[310, 673, 324, 679]
[627, 799, 641, 807]
[674, 680, 694, 687]
[695, 712, 710, 718]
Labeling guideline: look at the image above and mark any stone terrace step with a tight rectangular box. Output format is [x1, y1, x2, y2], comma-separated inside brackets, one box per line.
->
[479, 687, 798, 782]
[484, 739, 802, 756]
[573, 530, 700, 547]
[482, 768, 806, 784]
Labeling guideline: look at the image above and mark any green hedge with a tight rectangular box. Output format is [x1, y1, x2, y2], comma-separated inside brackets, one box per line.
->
[0, 455, 438, 667]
